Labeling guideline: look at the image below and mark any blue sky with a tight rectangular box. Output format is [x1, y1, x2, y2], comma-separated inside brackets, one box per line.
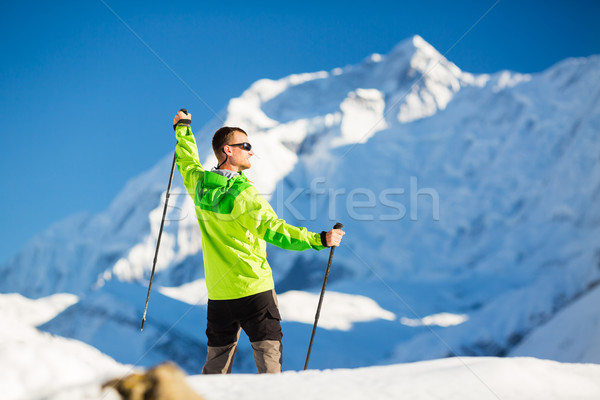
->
[1, 0, 599, 263]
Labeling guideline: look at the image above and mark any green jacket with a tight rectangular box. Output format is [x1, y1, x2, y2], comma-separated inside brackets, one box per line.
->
[175, 125, 326, 300]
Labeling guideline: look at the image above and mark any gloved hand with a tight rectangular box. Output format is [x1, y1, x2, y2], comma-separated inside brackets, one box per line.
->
[173, 109, 191, 131]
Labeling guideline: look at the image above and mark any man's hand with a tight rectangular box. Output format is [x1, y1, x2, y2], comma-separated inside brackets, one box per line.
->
[325, 228, 345, 247]
[173, 109, 191, 130]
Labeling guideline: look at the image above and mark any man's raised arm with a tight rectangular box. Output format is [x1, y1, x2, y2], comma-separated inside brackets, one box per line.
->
[173, 110, 205, 196]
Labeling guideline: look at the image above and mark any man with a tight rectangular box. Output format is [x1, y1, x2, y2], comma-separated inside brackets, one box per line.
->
[172, 110, 344, 374]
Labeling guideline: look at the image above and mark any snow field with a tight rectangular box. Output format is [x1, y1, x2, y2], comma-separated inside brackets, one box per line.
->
[0, 294, 130, 400]
[190, 357, 600, 400]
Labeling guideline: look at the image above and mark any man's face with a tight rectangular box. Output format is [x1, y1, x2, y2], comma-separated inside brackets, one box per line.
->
[225, 131, 253, 171]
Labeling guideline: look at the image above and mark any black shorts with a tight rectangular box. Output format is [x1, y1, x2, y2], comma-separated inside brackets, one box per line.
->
[206, 290, 283, 347]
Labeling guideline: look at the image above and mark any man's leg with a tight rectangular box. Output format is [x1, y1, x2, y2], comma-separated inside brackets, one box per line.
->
[241, 290, 283, 373]
[202, 300, 241, 374]
[250, 339, 282, 373]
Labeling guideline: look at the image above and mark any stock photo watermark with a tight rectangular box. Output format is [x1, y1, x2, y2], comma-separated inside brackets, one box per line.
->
[273, 176, 440, 222]
[164, 176, 440, 223]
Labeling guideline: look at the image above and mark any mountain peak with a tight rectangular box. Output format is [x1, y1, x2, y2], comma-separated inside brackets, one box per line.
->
[387, 35, 441, 60]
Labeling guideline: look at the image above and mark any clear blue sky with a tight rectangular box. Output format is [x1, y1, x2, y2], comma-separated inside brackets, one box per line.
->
[1, 0, 599, 263]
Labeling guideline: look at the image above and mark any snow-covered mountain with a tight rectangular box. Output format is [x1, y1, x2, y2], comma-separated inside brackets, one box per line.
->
[1, 35, 599, 372]
[509, 283, 600, 363]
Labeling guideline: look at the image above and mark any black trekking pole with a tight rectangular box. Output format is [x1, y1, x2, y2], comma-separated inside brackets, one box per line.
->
[304, 222, 344, 370]
[140, 108, 188, 331]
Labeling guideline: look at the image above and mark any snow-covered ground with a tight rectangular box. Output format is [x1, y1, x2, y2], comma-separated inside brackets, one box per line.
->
[0, 294, 130, 400]
[4, 285, 600, 399]
[187, 357, 600, 400]
[39, 357, 600, 400]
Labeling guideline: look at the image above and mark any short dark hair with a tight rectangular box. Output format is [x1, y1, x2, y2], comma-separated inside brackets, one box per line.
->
[212, 126, 247, 158]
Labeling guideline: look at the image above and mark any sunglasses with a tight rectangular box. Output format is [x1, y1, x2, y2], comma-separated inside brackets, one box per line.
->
[227, 142, 252, 151]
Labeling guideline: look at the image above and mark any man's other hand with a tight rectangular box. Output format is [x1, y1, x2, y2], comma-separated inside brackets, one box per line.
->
[325, 228, 345, 247]
[173, 109, 191, 129]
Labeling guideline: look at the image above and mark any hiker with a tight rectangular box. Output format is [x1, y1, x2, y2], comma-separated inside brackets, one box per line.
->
[172, 110, 344, 373]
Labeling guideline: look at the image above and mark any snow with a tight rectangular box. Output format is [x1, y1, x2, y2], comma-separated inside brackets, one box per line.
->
[39, 280, 210, 374]
[493, 70, 532, 92]
[40, 357, 600, 400]
[2, 293, 599, 400]
[158, 279, 208, 305]
[278, 290, 396, 330]
[509, 284, 600, 363]
[335, 88, 387, 146]
[0, 293, 78, 326]
[0, 293, 129, 400]
[186, 357, 600, 400]
[401, 312, 469, 327]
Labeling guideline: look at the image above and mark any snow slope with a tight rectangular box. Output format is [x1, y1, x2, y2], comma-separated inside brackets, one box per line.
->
[186, 357, 600, 400]
[1, 35, 600, 374]
[39, 280, 212, 374]
[43, 357, 600, 400]
[509, 284, 600, 363]
[3, 296, 599, 400]
[0, 293, 129, 400]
